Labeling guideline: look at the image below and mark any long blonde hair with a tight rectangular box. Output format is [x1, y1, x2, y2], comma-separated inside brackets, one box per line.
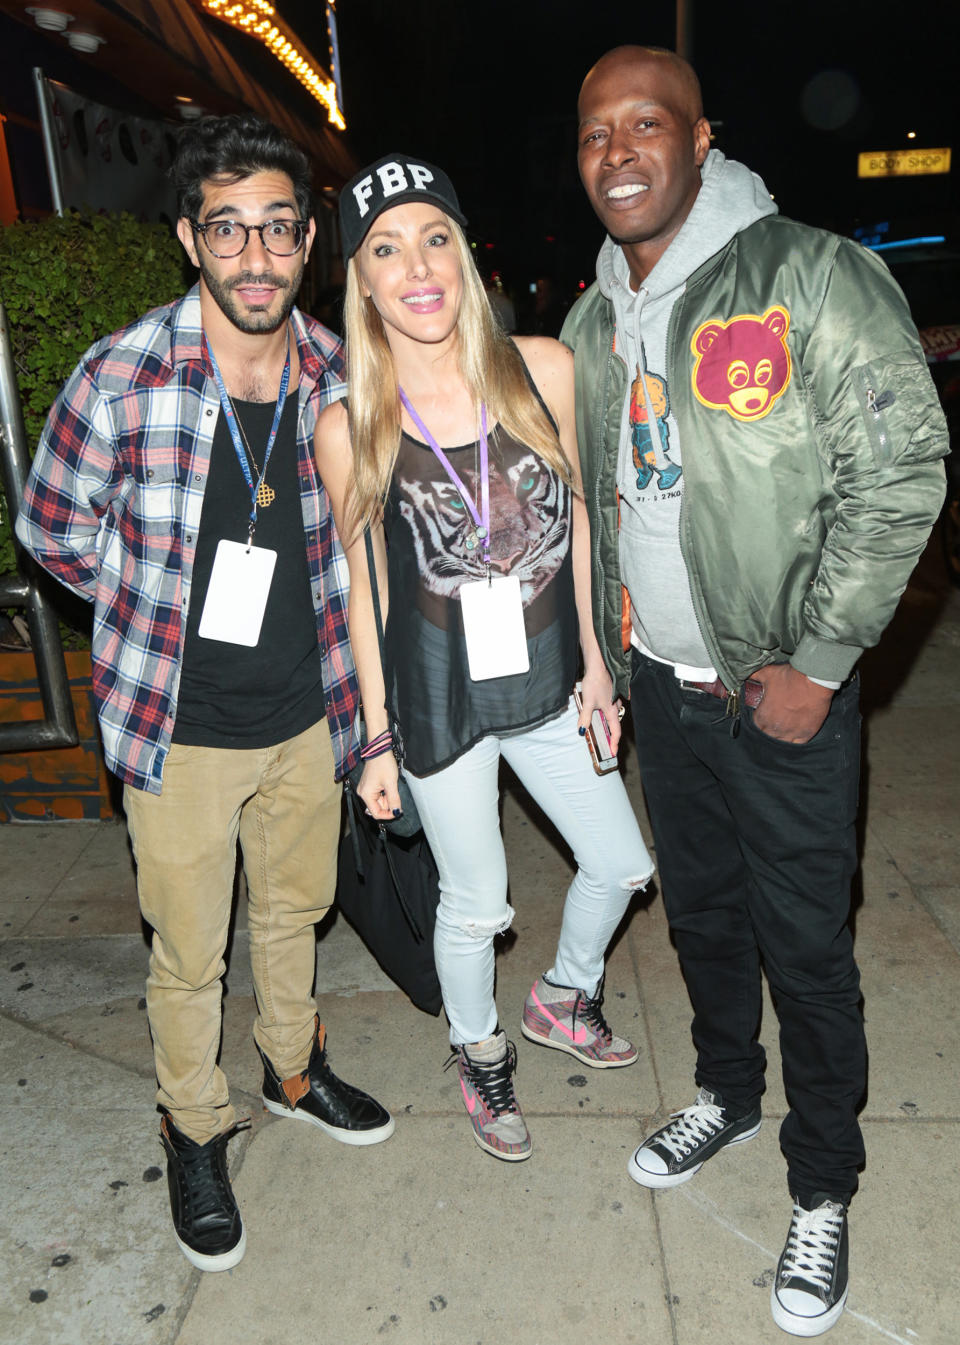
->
[342, 214, 573, 536]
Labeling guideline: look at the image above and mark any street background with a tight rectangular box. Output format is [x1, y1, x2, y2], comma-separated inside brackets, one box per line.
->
[2, 540, 958, 1345]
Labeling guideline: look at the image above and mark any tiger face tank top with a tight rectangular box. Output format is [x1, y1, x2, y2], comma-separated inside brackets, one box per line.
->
[382, 419, 577, 776]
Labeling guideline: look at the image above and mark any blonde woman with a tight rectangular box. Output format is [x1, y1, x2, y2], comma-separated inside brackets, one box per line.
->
[316, 155, 653, 1162]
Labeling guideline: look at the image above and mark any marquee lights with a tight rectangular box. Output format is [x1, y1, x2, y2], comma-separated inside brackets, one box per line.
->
[201, 0, 345, 130]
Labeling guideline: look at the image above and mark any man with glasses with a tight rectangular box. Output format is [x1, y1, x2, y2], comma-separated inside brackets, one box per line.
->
[16, 114, 394, 1273]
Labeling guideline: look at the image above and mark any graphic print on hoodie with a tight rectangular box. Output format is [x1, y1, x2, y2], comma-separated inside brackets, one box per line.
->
[629, 365, 681, 491]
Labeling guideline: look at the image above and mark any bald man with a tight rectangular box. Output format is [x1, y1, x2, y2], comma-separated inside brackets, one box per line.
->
[562, 45, 947, 1337]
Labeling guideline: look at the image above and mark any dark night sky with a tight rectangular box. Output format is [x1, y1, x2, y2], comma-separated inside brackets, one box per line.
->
[285, 0, 959, 305]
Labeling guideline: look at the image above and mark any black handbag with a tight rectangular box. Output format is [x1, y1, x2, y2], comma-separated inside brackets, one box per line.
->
[336, 779, 443, 1015]
[346, 528, 421, 839]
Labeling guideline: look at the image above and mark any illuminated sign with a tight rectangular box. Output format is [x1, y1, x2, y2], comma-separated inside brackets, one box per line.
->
[327, 3, 343, 124]
[858, 148, 951, 178]
[201, 0, 345, 130]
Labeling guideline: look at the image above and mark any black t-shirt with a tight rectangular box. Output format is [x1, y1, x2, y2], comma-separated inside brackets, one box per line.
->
[172, 395, 325, 748]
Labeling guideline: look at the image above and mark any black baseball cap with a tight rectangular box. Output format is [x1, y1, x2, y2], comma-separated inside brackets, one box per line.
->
[339, 153, 467, 261]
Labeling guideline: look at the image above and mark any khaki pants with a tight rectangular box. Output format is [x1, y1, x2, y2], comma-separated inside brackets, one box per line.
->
[124, 717, 341, 1144]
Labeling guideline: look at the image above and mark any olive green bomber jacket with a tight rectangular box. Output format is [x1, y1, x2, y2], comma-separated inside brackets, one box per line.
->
[561, 216, 949, 701]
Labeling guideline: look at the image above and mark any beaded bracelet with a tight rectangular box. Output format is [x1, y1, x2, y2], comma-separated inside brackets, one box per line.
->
[360, 730, 394, 761]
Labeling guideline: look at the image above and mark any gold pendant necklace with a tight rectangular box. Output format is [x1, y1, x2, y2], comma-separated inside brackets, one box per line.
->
[231, 401, 276, 508]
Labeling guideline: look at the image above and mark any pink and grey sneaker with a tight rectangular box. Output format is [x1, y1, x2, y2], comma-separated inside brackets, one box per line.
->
[521, 973, 638, 1068]
[450, 1030, 531, 1162]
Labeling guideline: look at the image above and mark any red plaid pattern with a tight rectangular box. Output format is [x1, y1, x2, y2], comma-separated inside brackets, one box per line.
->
[16, 286, 360, 793]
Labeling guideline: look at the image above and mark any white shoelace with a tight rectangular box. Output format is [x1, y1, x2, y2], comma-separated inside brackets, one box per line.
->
[656, 1097, 725, 1161]
[779, 1201, 844, 1290]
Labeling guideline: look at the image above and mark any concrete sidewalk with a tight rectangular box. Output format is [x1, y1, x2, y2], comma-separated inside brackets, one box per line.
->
[2, 550, 958, 1345]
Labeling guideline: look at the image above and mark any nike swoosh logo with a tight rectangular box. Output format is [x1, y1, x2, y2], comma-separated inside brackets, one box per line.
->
[532, 987, 588, 1045]
[459, 1078, 479, 1115]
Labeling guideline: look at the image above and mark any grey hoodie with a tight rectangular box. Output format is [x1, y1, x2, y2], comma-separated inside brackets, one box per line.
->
[598, 149, 776, 674]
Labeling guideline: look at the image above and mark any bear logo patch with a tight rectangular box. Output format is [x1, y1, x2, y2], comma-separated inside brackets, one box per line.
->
[690, 306, 791, 422]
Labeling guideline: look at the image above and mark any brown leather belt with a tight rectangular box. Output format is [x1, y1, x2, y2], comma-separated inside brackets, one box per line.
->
[678, 676, 765, 709]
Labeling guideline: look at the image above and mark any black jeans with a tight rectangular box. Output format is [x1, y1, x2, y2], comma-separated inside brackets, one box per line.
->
[630, 651, 867, 1204]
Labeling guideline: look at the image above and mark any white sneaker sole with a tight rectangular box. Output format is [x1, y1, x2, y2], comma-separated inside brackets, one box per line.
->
[262, 1096, 395, 1146]
[770, 1284, 848, 1337]
[520, 1021, 639, 1068]
[175, 1223, 246, 1272]
[470, 1128, 533, 1162]
[626, 1118, 761, 1188]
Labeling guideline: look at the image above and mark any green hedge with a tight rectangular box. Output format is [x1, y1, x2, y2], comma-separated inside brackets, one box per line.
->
[0, 210, 186, 577]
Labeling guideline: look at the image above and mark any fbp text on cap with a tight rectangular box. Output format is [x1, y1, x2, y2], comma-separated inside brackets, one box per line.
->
[339, 153, 467, 261]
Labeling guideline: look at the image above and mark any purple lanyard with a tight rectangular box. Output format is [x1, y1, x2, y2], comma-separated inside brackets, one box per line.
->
[398, 388, 490, 565]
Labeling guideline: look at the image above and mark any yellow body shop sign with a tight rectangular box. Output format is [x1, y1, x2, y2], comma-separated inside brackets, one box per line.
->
[858, 148, 951, 178]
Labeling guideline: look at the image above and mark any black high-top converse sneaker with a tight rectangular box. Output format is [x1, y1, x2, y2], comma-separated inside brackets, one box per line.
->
[772, 1194, 849, 1337]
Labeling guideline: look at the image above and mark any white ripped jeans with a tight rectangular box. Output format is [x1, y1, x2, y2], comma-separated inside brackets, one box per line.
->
[403, 697, 654, 1045]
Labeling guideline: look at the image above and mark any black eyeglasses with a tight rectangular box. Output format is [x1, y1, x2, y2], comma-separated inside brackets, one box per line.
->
[191, 218, 309, 258]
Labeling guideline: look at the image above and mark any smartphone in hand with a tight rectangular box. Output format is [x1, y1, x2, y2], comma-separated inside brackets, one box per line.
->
[574, 682, 619, 774]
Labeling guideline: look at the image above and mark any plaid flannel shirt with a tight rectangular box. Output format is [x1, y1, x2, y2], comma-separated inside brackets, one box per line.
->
[16, 285, 361, 793]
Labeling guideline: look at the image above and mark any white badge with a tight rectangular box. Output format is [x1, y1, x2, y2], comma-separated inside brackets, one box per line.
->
[459, 576, 529, 681]
[197, 539, 277, 647]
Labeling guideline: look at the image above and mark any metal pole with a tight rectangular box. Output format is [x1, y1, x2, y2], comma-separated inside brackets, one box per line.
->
[675, 0, 693, 61]
[33, 66, 64, 216]
[0, 305, 33, 529]
[0, 299, 78, 750]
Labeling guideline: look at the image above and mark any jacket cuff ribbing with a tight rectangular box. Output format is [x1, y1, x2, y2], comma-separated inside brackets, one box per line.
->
[790, 633, 862, 684]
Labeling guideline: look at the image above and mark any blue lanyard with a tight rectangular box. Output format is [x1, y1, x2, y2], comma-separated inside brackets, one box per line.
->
[398, 389, 490, 564]
[207, 334, 291, 540]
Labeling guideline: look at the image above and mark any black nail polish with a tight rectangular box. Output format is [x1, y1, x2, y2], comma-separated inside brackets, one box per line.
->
[578, 726, 586, 736]
[392, 808, 402, 817]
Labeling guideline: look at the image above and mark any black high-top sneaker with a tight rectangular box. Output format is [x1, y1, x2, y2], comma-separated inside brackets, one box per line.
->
[160, 1115, 246, 1272]
[259, 1017, 395, 1145]
[771, 1194, 849, 1336]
